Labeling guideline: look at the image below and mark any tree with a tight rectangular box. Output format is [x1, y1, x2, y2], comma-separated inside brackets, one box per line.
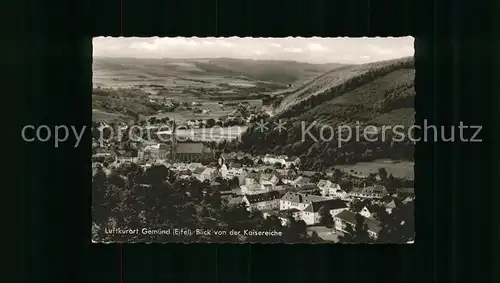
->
[333, 168, 343, 182]
[261, 215, 283, 231]
[229, 177, 240, 189]
[310, 172, 325, 184]
[340, 180, 353, 192]
[378, 167, 388, 181]
[338, 213, 373, 243]
[376, 201, 415, 243]
[206, 118, 216, 128]
[318, 206, 334, 227]
[284, 219, 308, 242]
[350, 199, 371, 213]
[367, 173, 377, 184]
[241, 156, 254, 166]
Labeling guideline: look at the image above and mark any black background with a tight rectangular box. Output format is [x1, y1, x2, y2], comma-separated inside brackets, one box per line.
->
[6, 0, 495, 282]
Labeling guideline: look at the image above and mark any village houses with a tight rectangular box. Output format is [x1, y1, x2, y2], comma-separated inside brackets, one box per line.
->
[259, 172, 280, 186]
[138, 143, 169, 160]
[280, 192, 327, 211]
[187, 162, 204, 171]
[219, 162, 248, 185]
[317, 179, 348, 199]
[349, 184, 388, 199]
[241, 191, 283, 212]
[276, 208, 302, 226]
[384, 200, 397, 214]
[301, 199, 349, 226]
[290, 176, 313, 187]
[285, 157, 300, 168]
[279, 192, 348, 226]
[333, 210, 382, 239]
[240, 170, 281, 195]
[263, 154, 287, 166]
[359, 206, 373, 218]
[192, 167, 217, 182]
[262, 154, 300, 168]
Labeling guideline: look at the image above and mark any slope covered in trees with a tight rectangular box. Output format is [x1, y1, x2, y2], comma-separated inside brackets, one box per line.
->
[274, 57, 414, 118]
[237, 57, 415, 170]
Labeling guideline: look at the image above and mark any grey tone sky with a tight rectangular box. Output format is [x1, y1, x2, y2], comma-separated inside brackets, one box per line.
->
[93, 37, 414, 64]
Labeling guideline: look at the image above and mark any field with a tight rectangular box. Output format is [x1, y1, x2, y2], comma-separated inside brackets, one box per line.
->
[92, 109, 127, 122]
[151, 100, 262, 122]
[93, 57, 344, 90]
[92, 57, 347, 122]
[335, 159, 415, 180]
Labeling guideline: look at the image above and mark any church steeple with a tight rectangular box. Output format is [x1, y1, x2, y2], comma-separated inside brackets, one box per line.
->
[218, 154, 225, 168]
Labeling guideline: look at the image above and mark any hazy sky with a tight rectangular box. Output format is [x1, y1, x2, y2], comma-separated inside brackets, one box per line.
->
[93, 37, 414, 64]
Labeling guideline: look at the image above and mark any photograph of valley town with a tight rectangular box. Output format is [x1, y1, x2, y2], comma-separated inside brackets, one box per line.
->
[92, 37, 415, 243]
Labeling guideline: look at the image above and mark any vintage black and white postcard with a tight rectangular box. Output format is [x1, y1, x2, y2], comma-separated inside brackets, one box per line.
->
[92, 37, 415, 243]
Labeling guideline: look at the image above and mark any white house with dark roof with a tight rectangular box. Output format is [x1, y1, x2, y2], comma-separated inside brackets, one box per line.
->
[279, 170, 298, 184]
[276, 208, 302, 226]
[279, 192, 349, 225]
[241, 191, 282, 212]
[300, 184, 319, 193]
[260, 181, 274, 192]
[218, 155, 247, 185]
[240, 184, 260, 195]
[259, 172, 280, 186]
[349, 184, 388, 199]
[317, 180, 344, 197]
[359, 206, 373, 218]
[301, 199, 349, 225]
[138, 143, 169, 159]
[263, 154, 285, 166]
[187, 162, 204, 171]
[192, 167, 216, 182]
[279, 192, 329, 211]
[244, 171, 260, 186]
[334, 210, 382, 239]
[317, 179, 333, 193]
[291, 176, 312, 187]
[241, 172, 280, 195]
[171, 142, 214, 162]
[384, 200, 397, 214]
[285, 156, 300, 168]
[225, 167, 248, 185]
[262, 154, 275, 164]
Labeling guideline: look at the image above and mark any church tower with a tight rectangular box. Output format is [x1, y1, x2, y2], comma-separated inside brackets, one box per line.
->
[217, 154, 225, 167]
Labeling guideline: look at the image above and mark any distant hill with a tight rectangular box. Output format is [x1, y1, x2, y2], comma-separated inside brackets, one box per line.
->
[192, 58, 345, 84]
[237, 57, 415, 170]
[93, 57, 346, 86]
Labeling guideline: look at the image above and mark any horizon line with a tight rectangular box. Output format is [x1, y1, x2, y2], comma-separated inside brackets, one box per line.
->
[92, 55, 414, 66]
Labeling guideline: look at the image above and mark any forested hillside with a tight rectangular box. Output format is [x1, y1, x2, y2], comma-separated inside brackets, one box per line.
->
[238, 57, 415, 171]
